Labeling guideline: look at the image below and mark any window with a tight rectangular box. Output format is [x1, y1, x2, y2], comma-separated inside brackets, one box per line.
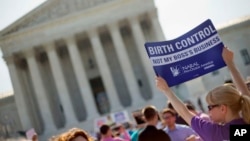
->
[90, 77, 110, 114]
[88, 58, 95, 69]
[137, 79, 143, 87]
[240, 49, 250, 65]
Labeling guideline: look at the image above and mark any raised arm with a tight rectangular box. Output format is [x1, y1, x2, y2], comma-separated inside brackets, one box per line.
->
[222, 47, 250, 96]
[155, 76, 195, 125]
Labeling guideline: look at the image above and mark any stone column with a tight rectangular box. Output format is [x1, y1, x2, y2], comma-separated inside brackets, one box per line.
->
[148, 9, 165, 41]
[44, 42, 78, 125]
[23, 49, 56, 132]
[65, 36, 99, 118]
[107, 22, 144, 106]
[129, 16, 158, 96]
[88, 29, 122, 111]
[4, 55, 32, 130]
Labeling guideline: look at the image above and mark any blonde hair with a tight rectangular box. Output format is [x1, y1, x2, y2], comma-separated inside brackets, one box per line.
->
[206, 85, 250, 124]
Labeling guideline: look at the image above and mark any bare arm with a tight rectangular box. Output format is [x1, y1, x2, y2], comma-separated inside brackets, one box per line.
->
[222, 47, 250, 96]
[155, 76, 195, 125]
[185, 135, 196, 141]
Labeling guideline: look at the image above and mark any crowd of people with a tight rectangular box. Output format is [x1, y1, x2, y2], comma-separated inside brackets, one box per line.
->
[155, 47, 250, 141]
[12, 47, 250, 141]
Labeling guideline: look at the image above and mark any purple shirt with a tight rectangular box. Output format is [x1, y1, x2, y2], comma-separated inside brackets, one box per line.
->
[163, 124, 198, 141]
[191, 116, 246, 141]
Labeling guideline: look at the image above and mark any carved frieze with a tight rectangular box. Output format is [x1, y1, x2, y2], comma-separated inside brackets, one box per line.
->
[3, 0, 115, 36]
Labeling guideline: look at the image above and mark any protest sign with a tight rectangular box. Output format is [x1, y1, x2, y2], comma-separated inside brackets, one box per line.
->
[144, 19, 226, 87]
[93, 111, 130, 132]
[112, 110, 130, 124]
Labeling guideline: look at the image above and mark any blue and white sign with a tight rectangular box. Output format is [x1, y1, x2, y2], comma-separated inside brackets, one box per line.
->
[144, 19, 226, 87]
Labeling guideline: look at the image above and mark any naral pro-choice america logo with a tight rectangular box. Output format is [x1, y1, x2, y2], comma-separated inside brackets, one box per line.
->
[170, 62, 200, 77]
[170, 65, 183, 77]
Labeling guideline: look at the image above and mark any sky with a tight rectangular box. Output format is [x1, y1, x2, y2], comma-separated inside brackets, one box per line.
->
[0, 0, 250, 93]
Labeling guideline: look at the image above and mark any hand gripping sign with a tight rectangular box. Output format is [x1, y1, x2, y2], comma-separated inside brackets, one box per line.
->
[144, 19, 226, 87]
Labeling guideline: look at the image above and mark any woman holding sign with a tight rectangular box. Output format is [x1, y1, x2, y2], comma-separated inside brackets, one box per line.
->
[155, 47, 250, 141]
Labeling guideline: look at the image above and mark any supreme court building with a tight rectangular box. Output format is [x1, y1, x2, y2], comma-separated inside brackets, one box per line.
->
[0, 0, 168, 139]
[1, 0, 250, 140]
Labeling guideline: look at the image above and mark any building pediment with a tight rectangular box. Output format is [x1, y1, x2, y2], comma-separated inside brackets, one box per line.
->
[0, 0, 115, 37]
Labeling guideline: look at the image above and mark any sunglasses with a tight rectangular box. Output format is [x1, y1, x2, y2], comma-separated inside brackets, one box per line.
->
[207, 104, 220, 111]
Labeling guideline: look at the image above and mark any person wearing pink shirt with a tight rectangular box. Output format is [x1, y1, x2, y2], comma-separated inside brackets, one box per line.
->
[113, 124, 131, 141]
[100, 124, 129, 141]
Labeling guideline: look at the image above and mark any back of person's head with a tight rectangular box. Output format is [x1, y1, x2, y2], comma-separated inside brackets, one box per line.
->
[133, 110, 146, 125]
[111, 123, 122, 136]
[206, 85, 250, 124]
[167, 102, 188, 125]
[142, 105, 158, 121]
[53, 128, 93, 141]
[67, 128, 93, 141]
[224, 79, 233, 84]
[167, 101, 174, 110]
[100, 124, 110, 135]
[185, 103, 195, 111]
